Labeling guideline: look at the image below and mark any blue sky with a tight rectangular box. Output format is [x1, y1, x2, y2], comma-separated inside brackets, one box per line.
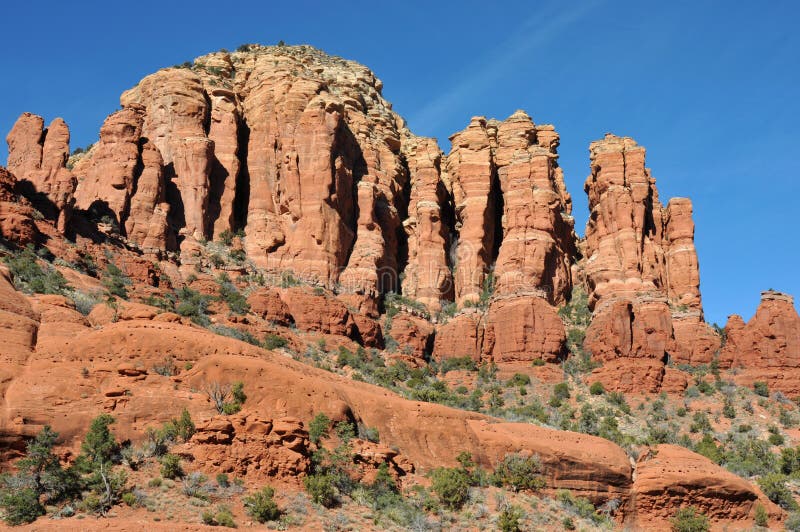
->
[1, 0, 797, 325]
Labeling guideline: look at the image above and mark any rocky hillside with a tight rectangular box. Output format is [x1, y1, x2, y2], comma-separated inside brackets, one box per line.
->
[0, 44, 799, 530]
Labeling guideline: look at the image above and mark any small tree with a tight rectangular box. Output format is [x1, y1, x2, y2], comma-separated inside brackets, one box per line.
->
[78, 414, 125, 515]
[308, 413, 331, 445]
[754, 382, 769, 397]
[498, 503, 524, 532]
[243, 486, 281, 522]
[0, 488, 45, 526]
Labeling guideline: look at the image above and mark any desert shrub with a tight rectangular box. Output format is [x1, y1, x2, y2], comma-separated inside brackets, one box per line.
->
[670, 506, 709, 532]
[429, 467, 471, 509]
[304, 473, 337, 507]
[3, 245, 70, 295]
[160, 454, 183, 479]
[491, 453, 545, 492]
[204, 381, 245, 414]
[182, 472, 209, 499]
[0, 488, 45, 525]
[754, 381, 769, 397]
[690, 412, 712, 434]
[506, 373, 531, 387]
[217, 273, 249, 314]
[308, 413, 331, 445]
[604, 392, 630, 415]
[549, 382, 571, 407]
[203, 505, 236, 527]
[754, 504, 769, 527]
[357, 424, 380, 443]
[722, 397, 736, 419]
[437, 356, 477, 374]
[721, 436, 777, 477]
[694, 434, 722, 463]
[334, 421, 356, 444]
[589, 381, 605, 395]
[498, 503, 524, 532]
[244, 486, 281, 522]
[264, 334, 288, 350]
[152, 355, 178, 377]
[696, 380, 714, 395]
[102, 263, 130, 299]
[556, 489, 600, 522]
[175, 286, 211, 325]
[758, 473, 798, 510]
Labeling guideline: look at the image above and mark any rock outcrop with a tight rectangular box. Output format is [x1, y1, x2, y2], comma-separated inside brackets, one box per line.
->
[6, 113, 76, 232]
[582, 134, 719, 391]
[631, 445, 782, 530]
[0, 168, 39, 247]
[722, 291, 800, 395]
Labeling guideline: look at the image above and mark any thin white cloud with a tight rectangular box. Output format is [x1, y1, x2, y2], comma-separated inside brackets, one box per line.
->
[408, 0, 602, 132]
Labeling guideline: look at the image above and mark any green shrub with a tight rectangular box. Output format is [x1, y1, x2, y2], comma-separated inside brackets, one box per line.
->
[722, 397, 736, 419]
[498, 504, 524, 532]
[694, 434, 722, 463]
[0, 488, 45, 525]
[160, 454, 183, 479]
[670, 506, 709, 532]
[556, 489, 598, 522]
[759, 473, 798, 510]
[264, 334, 288, 350]
[506, 373, 531, 387]
[754, 504, 769, 527]
[491, 453, 545, 492]
[3, 245, 70, 295]
[549, 382, 571, 407]
[216, 473, 230, 488]
[308, 413, 331, 445]
[696, 380, 714, 395]
[430, 467, 471, 510]
[606, 391, 631, 414]
[304, 473, 337, 507]
[121, 491, 137, 507]
[589, 381, 605, 395]
[753, 381, 769, 397]
[217, 274, 249, 314]
[103, 263, 130, 299]
[243, 486, 281, 522]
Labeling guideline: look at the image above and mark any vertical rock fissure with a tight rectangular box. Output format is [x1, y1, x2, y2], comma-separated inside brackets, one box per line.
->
[232, 118, 251, 231]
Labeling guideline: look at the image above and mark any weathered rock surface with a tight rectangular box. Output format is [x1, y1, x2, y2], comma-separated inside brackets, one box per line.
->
[582, 134, 719, 391]
[0, 168, 39, 246]
[6, 113, 76, 231]
[722, 291, 800, 396]
[631, 444, 782, 530]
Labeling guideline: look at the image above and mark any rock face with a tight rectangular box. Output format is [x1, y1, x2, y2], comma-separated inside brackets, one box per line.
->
[631, 445, 782, 530]
[582, 134, 719, 391]
[0, 168, 39, 247]
[6, 113, 76, 232]
[445, 111, 574, 307]
[722, 291, 800, 396]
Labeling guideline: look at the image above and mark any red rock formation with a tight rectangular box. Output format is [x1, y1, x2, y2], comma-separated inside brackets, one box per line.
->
[722, 291, 800, 396]
[446, 117, 496, 307]
[492, 111, 574, 305]
[0, 168, 38, 246]
[6, 113, 76, 232]
[631, 445, 783, 530]
[401, 137, 453, 311]
[74, 108, 145, 221]
[582, 134, 719, 391]
[386, 312, 434, 362]
[124, 140, 172, 252]
[483, 296, 566, 364]
[432, 311, 484, 362]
